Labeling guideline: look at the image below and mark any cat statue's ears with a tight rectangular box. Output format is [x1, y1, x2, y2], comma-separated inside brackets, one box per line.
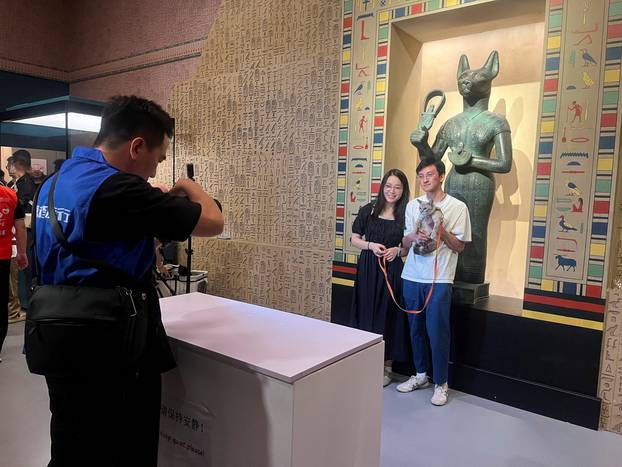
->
[457, 55, 470, 79]
[483, 50, 500, 78]
[457, 50, 499, 79]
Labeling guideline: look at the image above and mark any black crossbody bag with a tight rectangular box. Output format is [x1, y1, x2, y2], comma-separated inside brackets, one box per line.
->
[25, 172, 149, 377]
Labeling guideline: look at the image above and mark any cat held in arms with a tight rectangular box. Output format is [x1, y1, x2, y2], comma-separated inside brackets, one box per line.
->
[412, 198, 444, 255]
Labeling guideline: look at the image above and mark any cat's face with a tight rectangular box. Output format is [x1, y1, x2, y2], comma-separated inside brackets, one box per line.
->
[458, 68, 494, 99]
[417, 199, 434, 215]
[456, 50, 499, 100]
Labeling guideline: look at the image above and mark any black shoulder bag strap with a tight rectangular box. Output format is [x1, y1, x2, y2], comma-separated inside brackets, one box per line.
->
[30, 176, 45, 287]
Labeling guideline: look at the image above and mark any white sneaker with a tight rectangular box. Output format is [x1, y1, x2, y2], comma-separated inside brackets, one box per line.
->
[396, 373, 429, 393]
[431, 383, 448, 406]
[383, 374, 392, 387]
[383, 366, 393, 387]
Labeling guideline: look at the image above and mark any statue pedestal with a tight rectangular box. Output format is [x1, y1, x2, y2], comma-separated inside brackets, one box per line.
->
[452, 281, 489, 304]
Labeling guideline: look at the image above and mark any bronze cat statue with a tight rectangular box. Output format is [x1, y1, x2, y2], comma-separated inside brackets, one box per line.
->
[410, 50, 512, 283]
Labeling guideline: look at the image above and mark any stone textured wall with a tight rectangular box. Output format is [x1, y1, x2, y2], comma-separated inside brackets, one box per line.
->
[161, 0, 342, 319]
[68, 0, 221, 106]
[600, 287, 622, 434]
[600, 193, 622, 435]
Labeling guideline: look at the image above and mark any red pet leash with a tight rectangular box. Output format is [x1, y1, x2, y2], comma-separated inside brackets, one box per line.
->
[378, 228, 442, 314]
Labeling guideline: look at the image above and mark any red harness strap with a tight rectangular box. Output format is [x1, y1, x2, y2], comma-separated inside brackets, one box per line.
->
[378, 228, 442, 315]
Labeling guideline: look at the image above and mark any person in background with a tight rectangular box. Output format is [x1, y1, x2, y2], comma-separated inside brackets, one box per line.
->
[6, 159, 15, 188]
[0, 182, 28, 361]
[349, 169, 412, 387]
[4, 162, 22, 323]
[52, 158, 65, 175]
[7, 150, 36, 213]
[7, 150, 36, 311]
[7, 230, 23, 323]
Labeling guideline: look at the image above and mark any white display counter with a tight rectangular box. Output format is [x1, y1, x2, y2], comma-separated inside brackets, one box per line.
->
[158, 292, 384, 467]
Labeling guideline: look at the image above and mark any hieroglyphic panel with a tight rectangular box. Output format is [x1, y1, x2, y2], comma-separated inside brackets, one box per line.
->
[343, 7, 378, 254]
[600, 288, 622, 433]
[525, 0, 622, 313]
[161, 0, 342, 319]
[544, 0, 607, 282]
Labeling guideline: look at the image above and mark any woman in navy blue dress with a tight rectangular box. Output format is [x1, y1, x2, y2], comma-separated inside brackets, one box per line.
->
[350, 169, 411, 386]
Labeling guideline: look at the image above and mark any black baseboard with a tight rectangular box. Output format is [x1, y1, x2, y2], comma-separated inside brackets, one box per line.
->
[331, 283, 353, 326]
[449, 363, 602, 430]
[450, 297, 603, 429]
[451, 296, 603, 396]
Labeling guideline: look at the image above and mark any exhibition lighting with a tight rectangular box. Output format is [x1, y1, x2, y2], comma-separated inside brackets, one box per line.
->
[10, 112, 102, 132]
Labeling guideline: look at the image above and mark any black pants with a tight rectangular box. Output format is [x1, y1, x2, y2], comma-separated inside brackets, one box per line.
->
[18, 229, 33, 309]
[45, 371, 162, 467]
[0, 258, 12, 353]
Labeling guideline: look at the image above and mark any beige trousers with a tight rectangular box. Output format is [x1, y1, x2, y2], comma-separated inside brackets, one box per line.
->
[8, 258, 21, 319]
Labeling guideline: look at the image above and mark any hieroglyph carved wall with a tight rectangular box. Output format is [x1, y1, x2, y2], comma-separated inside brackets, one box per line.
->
[600, 287, 622, 433]
[161, 0, 343, 320]
[600, 196, 622, 434]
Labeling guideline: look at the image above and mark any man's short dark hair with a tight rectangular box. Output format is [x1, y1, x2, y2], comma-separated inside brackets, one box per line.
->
[11, 149, 32, 169]
[53, 159, 65, 172]
[94, 95, 174, 150]
[416, 157, 445, 177]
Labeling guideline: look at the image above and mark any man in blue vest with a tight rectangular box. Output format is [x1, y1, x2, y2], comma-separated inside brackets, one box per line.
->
[34, 95, 224, 466]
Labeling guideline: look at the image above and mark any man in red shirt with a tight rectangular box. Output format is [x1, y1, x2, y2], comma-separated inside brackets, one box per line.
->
[0, 184, 28, 360]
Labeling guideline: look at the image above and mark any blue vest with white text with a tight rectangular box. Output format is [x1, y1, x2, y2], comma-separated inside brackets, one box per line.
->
[35, 147, 154, 286]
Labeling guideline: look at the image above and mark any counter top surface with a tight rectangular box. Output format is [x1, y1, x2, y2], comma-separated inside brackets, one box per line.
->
[160, 293, 382, 383]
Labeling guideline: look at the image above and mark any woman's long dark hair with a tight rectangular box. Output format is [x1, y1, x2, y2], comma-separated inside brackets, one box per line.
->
[371, 168, 410, 228]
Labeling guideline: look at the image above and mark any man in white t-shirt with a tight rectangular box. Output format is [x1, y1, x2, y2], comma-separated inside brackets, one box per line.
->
[396, 158, 471, 406]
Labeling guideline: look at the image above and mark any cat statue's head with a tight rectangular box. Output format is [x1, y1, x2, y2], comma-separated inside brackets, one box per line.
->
[456, 50, 499, 101]
[416, 198, 436, 216]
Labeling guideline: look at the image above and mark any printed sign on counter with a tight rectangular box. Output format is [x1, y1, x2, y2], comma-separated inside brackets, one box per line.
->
[158, 393, 212, 467]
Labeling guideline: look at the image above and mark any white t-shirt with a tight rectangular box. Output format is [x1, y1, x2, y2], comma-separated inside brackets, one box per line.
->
[401, 194, 472, 284]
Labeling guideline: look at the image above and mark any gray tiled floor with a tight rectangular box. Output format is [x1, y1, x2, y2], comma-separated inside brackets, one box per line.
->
[1, 322, 51, 467]
[2, 321, 622, 467]
[381, 378, 622, 467]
